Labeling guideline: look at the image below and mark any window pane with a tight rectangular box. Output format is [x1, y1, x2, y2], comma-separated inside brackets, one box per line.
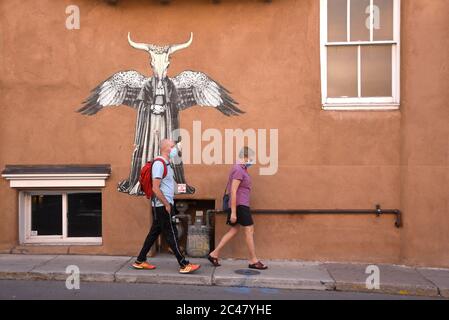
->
[350, 0, 371, 41]
[328, 0, 348, 42]
[373, 0, 394, 40]
[31, 195, 62, 236]
[327, 46, 358, 98]
[68, 193, 102, 237]
[361, 45, 392, 97]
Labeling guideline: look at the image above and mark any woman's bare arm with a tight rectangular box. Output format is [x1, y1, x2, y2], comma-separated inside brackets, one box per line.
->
[230, 179, 241, 222]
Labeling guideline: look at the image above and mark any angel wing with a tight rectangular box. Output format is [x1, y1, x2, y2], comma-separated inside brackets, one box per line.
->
[77, 70, 150, 115]
[170, 70, 244, 116]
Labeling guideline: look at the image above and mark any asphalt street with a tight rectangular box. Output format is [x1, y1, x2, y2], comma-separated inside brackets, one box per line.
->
[0, 279, 442, 300]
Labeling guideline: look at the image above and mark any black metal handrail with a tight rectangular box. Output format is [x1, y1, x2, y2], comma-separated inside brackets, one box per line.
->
[211, 204, 402, 228]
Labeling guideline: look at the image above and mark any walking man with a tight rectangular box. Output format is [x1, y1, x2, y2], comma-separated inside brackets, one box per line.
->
[132, 139, 201, 274]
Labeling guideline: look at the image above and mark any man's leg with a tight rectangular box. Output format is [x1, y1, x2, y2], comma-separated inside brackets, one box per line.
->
[136, 207, 162, 263]
[158, 206, 189, 267]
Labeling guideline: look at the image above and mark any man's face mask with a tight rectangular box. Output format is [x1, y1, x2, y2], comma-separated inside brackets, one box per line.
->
[169, 147, 178, 159]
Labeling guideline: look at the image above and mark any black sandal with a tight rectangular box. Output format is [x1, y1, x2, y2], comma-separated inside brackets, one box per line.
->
[207, 254, 221, 267]
[248, 261, 268, 270]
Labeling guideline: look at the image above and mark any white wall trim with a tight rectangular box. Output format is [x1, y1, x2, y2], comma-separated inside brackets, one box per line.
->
[2, 173, 110, 188]
[21, 238, 103, 245]
[323, 104, 400, 111]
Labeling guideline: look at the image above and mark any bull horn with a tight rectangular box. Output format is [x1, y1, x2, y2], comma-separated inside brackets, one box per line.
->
[169, 32, 193, 54]
[127, 32, 151, 52]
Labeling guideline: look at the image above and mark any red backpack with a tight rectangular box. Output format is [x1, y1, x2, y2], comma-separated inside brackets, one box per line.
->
[139, 157, 168, 199]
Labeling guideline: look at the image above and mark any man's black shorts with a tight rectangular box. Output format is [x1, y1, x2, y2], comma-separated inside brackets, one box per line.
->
[226, 205, 254, 227]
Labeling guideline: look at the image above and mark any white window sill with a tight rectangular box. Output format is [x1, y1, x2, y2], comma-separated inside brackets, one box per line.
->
[22, 239, 103, 246]
[322, 104, 400, 111]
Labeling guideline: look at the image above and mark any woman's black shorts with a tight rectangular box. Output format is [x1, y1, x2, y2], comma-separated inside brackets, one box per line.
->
[226, 205, 254, 227]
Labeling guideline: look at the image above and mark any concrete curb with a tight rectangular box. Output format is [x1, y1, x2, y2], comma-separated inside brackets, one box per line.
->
[325, 263, 441, 298]
[0, 254, 448, 298]
[212, 260, 336, 291]
[212, 276, 336, 291]
[332, 282, 439, 297]
[115, 272, 213, 286]
[115, 264, 214, 286]
[417, 268, 449, 298]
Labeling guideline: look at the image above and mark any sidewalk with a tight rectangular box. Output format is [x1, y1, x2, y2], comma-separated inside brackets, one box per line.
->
[0, 253, 448, 298]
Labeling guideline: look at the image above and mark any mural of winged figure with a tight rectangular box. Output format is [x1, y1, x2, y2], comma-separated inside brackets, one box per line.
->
[77, 32, 244, 196]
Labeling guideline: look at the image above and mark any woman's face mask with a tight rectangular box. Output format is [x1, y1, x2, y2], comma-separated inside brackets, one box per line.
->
[244, 159, 254, 168]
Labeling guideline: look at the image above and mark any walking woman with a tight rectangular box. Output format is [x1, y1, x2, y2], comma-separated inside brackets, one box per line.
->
[207, 147, 268, 270]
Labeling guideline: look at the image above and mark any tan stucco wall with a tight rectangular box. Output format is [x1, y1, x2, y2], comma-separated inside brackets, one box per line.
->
[397, 0, 449, 267]
[0, 0, 447, 267]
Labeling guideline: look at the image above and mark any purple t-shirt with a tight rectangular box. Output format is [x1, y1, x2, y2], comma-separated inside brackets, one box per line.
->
[227, 163, 252, 208]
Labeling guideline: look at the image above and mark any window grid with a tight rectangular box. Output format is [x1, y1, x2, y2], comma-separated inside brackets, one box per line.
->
[321, 0, 401, 110]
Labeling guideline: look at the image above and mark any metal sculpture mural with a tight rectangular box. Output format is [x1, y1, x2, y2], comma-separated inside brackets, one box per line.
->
[77, 32, 244, 195]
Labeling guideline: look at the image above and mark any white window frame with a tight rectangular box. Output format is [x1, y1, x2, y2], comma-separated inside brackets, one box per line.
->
[320, 0, 401, 110]
[19, 190, 103, 245]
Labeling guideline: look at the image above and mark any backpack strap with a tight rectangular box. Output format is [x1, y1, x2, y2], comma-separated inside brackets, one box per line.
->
[150, 157, 168, 207]
[152, 157, 168, 179]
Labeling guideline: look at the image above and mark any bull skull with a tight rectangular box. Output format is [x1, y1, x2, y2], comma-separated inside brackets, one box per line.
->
[127, 32, 193, 80]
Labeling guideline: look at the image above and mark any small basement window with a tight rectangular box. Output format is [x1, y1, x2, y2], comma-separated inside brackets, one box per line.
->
[21, 190, 102, 244]
[2, 164, 110, 245]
